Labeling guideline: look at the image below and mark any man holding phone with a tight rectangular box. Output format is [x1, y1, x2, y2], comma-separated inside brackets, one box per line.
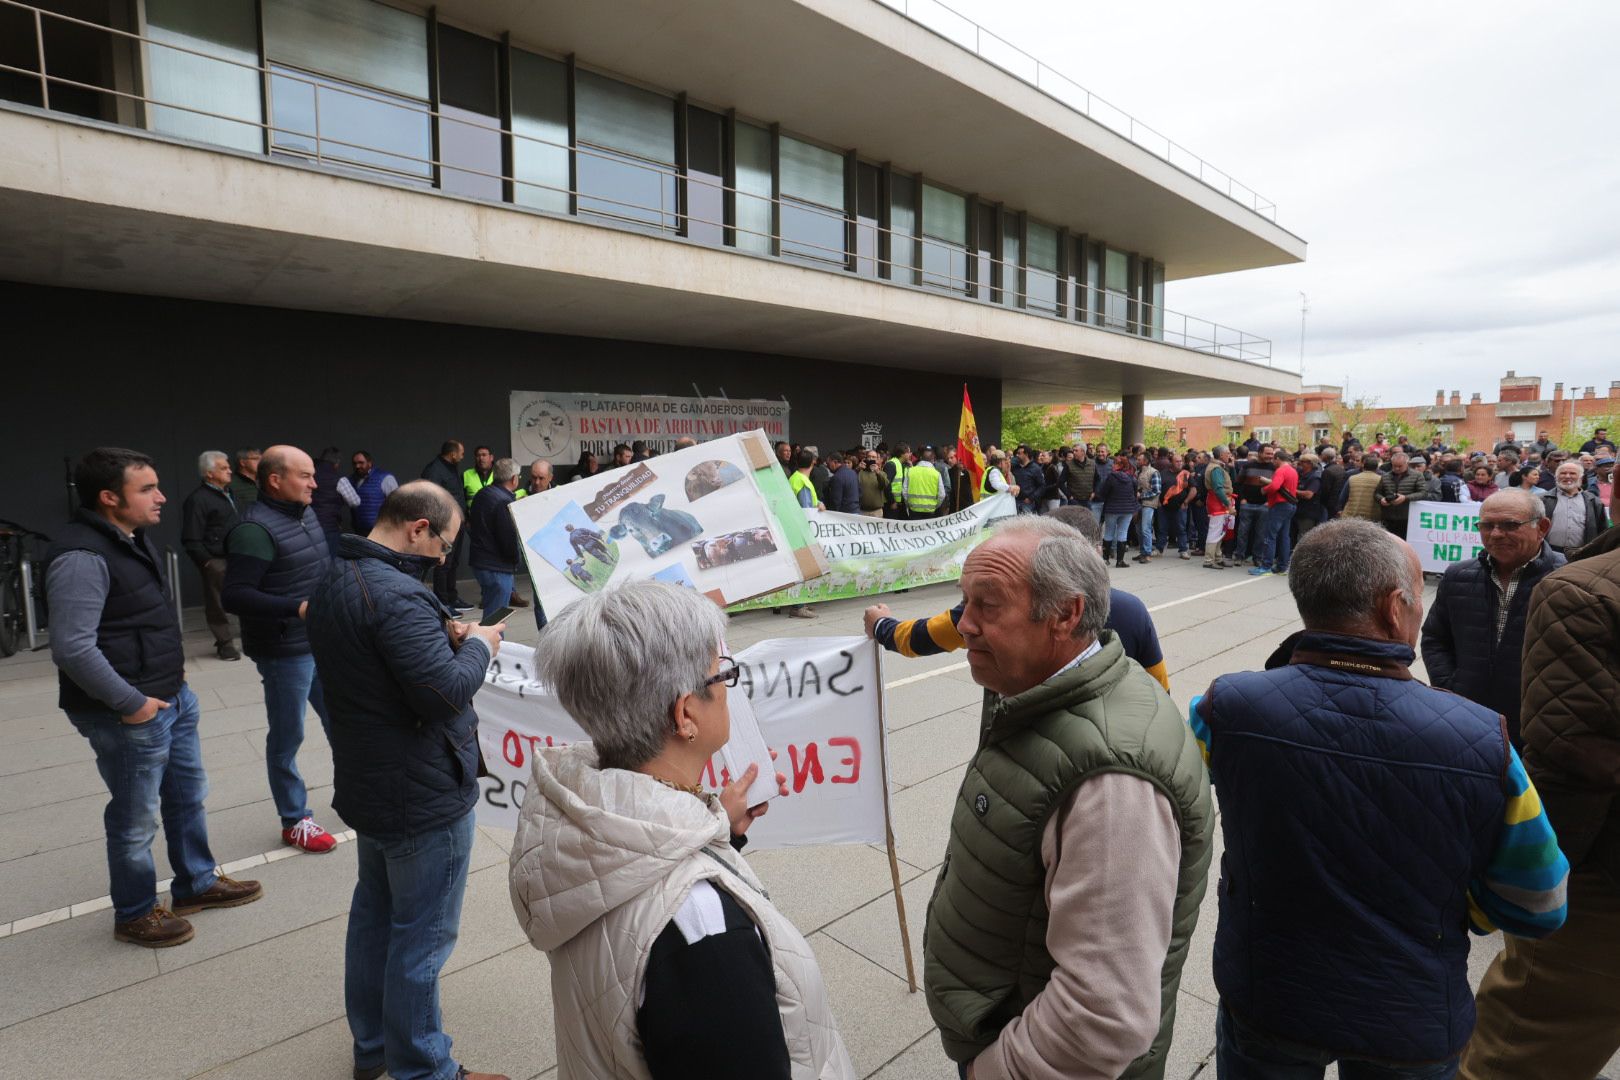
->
[307, 481, 509, 1080]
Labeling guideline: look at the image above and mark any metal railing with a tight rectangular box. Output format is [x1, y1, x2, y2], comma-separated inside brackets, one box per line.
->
[0, 0, 1282, 369]
[877, 0, 1280, 222]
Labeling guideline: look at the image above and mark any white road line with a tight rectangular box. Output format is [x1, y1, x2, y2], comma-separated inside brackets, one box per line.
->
[5, 829, 359, 939]
[1144, 573, 1270, 613]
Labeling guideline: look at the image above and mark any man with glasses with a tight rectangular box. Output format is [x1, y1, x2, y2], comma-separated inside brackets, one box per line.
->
[307, 481, 508, 1080]
[1421, 489, 1564, 748]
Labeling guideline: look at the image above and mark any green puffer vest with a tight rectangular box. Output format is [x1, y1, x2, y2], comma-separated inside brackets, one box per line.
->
[923, 633, 1214, 1078]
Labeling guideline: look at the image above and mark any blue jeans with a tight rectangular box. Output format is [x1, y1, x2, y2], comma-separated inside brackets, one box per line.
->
[472, 569, 512, 621]
[347, 808, 476, 1080]
[1103, 512, 1132, 543]
[1139, 506, 1157, 555]
[67, 684, 217, 922]
[1234, 503, 1266, 561]
[1257, 502, 1297, 571]
[1216, 1002, 1458, 1080]
[254, 654, 331, 828]
[1089, 500, 1104, 524]
[1173, 504, 1191, 552]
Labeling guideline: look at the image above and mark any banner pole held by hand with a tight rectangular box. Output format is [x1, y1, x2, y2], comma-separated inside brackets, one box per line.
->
[873, 646, 918, 993]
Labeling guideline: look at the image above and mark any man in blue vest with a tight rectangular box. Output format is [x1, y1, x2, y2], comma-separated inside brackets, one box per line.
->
[49, 447, 262, 947]
[1188, 519, 1569, 1078]
[348, 450, 398, 534]
[224, 445, 339, 854]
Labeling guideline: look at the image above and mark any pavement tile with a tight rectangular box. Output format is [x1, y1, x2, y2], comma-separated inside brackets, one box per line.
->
[885, 705, 978, 789]
[0, 907, 160, 1028]
[821, 863, 933, 985]
[880, 766, 963, 873]
[882, 675, 981, 735]
[1164, 989, 1219, 1079]
[748, 840, 924, 935]
[810, 931, 937, 1077]
[189, 1017, 354, 1080]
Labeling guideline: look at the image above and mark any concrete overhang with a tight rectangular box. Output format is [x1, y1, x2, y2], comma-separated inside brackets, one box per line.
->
[0, 109, 1300, 403]
[430, 0, 1306, 280]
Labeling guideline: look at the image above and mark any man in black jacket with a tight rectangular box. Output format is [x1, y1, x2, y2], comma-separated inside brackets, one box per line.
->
[421, 440, 470, 609]
[467, 457, 522, 621]
[306, 482, 507, 1080]
[1421, 489, 1564, 747]
[181, 450, 241, 661]
[1545, 461, 1609, 553]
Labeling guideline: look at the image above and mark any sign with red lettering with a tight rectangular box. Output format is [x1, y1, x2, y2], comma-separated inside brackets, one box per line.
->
[474, 636, 889, 849]
[511, 390, 790, 464]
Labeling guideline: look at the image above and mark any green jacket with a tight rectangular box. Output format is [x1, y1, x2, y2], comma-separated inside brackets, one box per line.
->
[924, 633, 1213, 1078]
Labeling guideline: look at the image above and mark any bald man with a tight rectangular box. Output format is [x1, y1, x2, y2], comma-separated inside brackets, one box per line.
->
[223, 445, 339, 854]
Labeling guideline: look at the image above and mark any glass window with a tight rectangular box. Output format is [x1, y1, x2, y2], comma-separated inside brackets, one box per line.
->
[145, 0, 262, 153]
[574, 70, 676, 230]
[436, 26, 501, 201]
[263, 0, 428, 99]
[1104, 247, 1129, 329]
[889, 172, 916, 285]
[921, 184, 967, 293]
[1150, 263, 1165, 340]
[974, 203, 997, 301]
[854, 162, 881, 278]
[1085, 241, 1101, 324]
[734, 121, 772, 254]
[269, 64, 431, 181]
[510, 48, 569, 214]
[778, 136, 845, 267]
[1001, 213, 1022, 307]
[1026, 220, 1059, 314]
[684, 106, 725, 245]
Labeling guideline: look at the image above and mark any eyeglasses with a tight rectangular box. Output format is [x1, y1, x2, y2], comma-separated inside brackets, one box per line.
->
[429, 526, 455, 555]
[1478, 519, 1533, 534]
[702, 656, 740, 690]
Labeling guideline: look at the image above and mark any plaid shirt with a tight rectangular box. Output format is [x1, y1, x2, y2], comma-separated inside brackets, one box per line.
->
[1485, 556, 1529, 646]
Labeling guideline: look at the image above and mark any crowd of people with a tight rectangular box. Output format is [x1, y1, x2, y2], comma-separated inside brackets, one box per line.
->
[34, 424, 1620, 1080]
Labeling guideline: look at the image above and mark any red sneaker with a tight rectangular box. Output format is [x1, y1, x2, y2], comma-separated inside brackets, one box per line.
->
[282, 817, 338, 853]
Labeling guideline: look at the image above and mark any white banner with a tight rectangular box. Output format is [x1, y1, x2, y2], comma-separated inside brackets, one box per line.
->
[475, 637, 890, 849]
[1407, 500, 1485, 572]
[511, 389, 789, 464]
[729, 493, 1015, 611]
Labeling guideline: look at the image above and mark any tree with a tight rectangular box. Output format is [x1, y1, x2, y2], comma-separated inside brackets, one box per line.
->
[1554, 410, 1620, 451]
[1000, 405, 1085, 450]
[1095, 404, 1182, 450]
[1332, 397, 1422, 447]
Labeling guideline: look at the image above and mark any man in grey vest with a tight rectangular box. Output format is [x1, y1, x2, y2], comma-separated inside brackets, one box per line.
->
[924, 516, 1213, 1080]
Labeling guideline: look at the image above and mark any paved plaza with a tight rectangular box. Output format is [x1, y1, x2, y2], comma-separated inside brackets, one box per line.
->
[0, 555, 1564, 1079]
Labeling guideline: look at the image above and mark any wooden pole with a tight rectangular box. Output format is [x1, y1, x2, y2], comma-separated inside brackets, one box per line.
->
[872, 645, 918, 992]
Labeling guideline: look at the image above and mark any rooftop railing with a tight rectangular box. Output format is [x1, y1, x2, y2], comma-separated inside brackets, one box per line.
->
[877, 0, 1281, 223]
[0, 0, 1285, 371]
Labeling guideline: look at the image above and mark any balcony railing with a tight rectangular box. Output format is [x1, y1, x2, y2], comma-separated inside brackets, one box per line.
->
[877, 0, 1280, 223]
[0, 0, 1284, 371]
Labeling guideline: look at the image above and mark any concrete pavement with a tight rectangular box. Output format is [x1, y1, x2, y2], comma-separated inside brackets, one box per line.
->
[0, 553, 1560, 1078]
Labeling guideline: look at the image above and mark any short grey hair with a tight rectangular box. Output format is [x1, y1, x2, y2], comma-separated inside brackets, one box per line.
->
[1320, 448, 1337, 463]
[492, 457, 519, 483]
[1484, 488, 1545, 522]
[991, 517, 1110, 640]
[533, 581, 727, 770]
[1391, 452, 1409, 465]
[197, 450, 228, 477]
[1289, 520, 1416, 630]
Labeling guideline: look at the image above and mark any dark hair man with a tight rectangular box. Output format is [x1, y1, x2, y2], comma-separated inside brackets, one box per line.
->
[610, 443, 634, 469]
[468, 457, 522, 621]
[824, 451, 861, 514]
[1578, 426, 1615, 456]
[1232, 444, 1277, 564]
[420, 440, 469, 609]
[223, 445, 338, 854]
[310, 446, 349, 549]
[229, 446, 261, 507]
[462, 446, 495, 508]
[49, 448, 262, 947]
[181, 450, 242, 660]
[1191, 520, 1567, 1077]
[775, 440, 794, 474]
[306, 481, 507, 1080]
[349, 450, 398, 534]
[1422, 489, 1562, 747]
[924, 517, 1211, 1078]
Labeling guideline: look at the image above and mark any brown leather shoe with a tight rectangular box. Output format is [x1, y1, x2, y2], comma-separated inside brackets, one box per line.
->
[114, 905, 194, 948]
[171, 874, 264, 915]
[455, 1070, 510, 1080]
[509, 593, 529, 608]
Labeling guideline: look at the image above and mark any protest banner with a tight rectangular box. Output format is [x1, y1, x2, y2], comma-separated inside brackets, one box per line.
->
[1407, 500, 1485, 572]
[510, 389, 789, 464]
[509, 430, 827, 617]
[475, 636, 917, 990]
[728, 493, 1015, 612]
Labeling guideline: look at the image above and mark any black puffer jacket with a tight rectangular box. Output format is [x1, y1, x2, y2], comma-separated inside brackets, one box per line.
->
[307, 534, 491, 838]
[1420, 543, 1565, 746]
[468, 483, 520, 573]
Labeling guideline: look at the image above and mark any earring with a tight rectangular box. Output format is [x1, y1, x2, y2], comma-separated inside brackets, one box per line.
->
[684, 729, 697, 742]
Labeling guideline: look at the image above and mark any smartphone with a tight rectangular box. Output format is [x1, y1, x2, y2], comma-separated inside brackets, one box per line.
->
[481, 606, 514, 625]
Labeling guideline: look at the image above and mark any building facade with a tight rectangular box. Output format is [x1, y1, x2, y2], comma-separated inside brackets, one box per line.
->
[0, 0, 1303, 594]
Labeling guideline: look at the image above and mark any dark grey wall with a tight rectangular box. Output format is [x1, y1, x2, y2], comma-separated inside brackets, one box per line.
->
[2, 281, 1000, 600]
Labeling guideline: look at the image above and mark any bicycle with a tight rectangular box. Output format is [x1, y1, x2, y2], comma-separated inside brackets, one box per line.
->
[0, 519, 51, 657]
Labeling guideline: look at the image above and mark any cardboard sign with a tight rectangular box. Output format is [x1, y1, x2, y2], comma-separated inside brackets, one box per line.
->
[509, 430, 827, 615]
[475, 637, 889, 849]
[1408, 500, 1486, 572]
[510, 389, 789, 464]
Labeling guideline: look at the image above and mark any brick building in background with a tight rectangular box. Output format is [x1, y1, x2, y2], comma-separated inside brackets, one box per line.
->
[1179, 372, 1620, 452]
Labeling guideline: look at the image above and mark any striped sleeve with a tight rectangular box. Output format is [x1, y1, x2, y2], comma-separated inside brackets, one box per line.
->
[872, 604, 966, 658]
[1187, 694, 1213, 774]
[1466, 747, 1569, 939]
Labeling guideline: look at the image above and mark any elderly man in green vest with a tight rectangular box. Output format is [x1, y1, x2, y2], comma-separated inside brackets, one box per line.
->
[925, 516, 1213, 1080]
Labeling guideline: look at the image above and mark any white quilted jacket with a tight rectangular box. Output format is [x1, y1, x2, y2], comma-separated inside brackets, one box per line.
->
[508, 744, 854, 1080]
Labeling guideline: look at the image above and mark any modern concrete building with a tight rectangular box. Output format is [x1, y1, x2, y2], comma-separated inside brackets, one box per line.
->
[0, 0, 1304, 582]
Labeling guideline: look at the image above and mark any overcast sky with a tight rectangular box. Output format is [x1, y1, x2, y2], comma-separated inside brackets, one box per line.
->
[941, 0, 1620, 417]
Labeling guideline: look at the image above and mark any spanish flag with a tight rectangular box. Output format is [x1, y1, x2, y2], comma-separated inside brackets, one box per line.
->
[958, 385, 987, 501]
